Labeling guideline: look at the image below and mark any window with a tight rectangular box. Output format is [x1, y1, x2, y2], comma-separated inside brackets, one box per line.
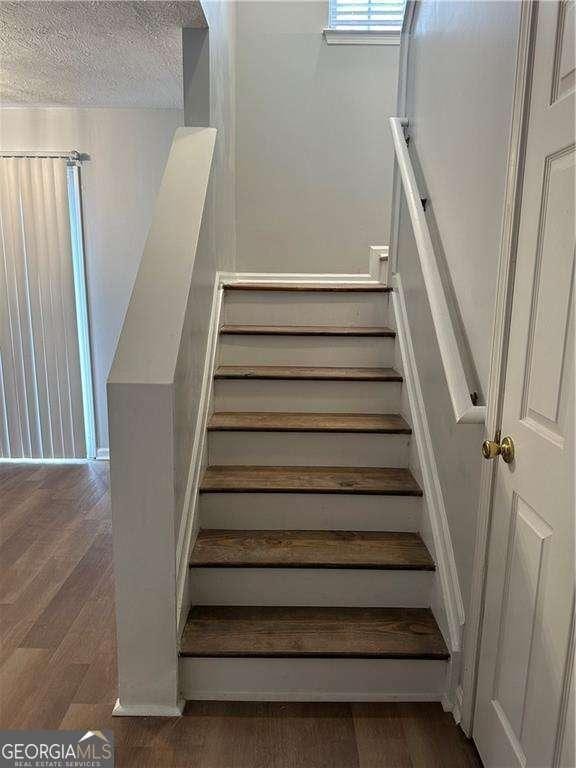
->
[324, 0, 405, 44]
[329, 0, 405, 30]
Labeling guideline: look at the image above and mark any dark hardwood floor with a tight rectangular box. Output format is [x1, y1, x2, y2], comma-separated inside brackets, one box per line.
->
[0, 462, 482, 767]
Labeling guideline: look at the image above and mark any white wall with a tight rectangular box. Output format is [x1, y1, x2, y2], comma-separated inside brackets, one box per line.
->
[405, 0, 521, 393]
[395, 1, 521, 613]
[198, 0, 237, 272]
[235, 1, 399, 274]
[0, 107, 183, 454]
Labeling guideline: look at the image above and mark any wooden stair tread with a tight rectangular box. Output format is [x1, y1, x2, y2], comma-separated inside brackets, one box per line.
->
[200, 466, 422, 496]
[224, 282, 391, 292]
[219, 324, 395, 337]
[207, 412, 411, 433]
[214, 366, 403, 382]
[190, 530, 435, 570]
[180, 606, 449, 659]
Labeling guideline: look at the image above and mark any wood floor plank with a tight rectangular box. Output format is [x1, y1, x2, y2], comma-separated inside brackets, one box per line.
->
[0, 648, 53, 728]
[21, 532, 112, 649]
[352, 703, 483, 768]
[180, 606, 449, 659]
[352, 702, 414, 768]
[72, 650, 117, 705]
[191, 530, 435, 570]
[219, 324, 396, 337]
[0, 488, 54, 546]
[207, 412, 412, 434]
[179, 702, 362, 768]
[52, 584, 116, 666]
[200, 466, 422, 496]
[0, 513, 101, 604]
[224, 282, 391, 292]
[214, 365, 403, 382]
[398, 702, 484, 768]
[0, 557, 84, 665]
[16, 659, 89, 729]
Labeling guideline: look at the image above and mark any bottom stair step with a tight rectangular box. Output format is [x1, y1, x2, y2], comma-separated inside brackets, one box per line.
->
[180, 606, 449, 660]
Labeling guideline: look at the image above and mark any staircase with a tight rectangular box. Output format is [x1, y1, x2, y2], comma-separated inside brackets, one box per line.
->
[179, 281, 449, 701]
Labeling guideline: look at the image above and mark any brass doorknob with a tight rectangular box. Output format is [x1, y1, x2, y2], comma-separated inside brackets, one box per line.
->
[482, 436, 515, 464]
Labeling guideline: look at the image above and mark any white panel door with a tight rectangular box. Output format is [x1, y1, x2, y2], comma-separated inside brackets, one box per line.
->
[474, 2, 575, 767]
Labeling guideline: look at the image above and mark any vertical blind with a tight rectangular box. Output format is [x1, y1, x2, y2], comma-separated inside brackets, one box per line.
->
[329, 0, 406, 29]
[0, 157, 88, 458]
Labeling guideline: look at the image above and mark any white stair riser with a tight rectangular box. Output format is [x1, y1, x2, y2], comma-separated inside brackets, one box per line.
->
[180, 658, 448, 701]
[218, 336, 395, 367]
[214, 380, 402, 413]
[223, 292, 389, 326]
[189, 568, 433, 607]
[199, 492, 422, 531]
[208, 432, 410, 467]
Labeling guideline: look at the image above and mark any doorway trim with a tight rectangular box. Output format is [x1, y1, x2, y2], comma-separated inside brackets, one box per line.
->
[459, 1, 539, 735]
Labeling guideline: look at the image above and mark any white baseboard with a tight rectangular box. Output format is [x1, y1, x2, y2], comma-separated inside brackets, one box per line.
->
[442, 682, 464, 723]
[452, 684, 464, 724]
[176, 272, 225, 635]
[391, 273, 464, 668]
[0, 448, 108, 461]
[113, 698, 184, 717]
[0, 457, 87, 465]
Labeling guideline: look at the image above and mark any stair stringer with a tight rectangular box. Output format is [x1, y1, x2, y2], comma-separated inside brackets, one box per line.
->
[390, 272, 465, 715]
[176, 272, 225, 636]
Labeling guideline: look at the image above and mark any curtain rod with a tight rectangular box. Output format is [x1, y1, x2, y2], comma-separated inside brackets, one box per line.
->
[0, 150, 84, 164]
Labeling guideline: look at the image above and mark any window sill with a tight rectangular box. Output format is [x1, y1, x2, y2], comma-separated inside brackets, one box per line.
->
[323, 28, 401, 45]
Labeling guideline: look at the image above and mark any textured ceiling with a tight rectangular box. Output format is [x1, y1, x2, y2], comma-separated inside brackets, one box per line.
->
[0, 1, 207, 107]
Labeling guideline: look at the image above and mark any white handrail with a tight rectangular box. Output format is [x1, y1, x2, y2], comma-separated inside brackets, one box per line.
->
[389, 117, 486, 425]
